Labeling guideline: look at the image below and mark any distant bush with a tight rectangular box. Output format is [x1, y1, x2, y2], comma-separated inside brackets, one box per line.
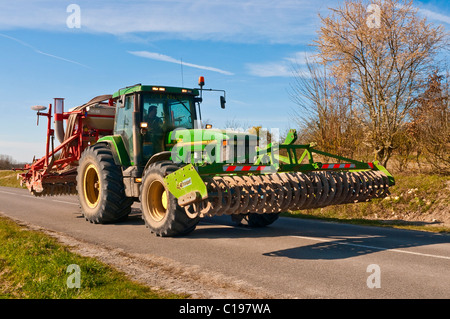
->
[0, 154, 27, 170]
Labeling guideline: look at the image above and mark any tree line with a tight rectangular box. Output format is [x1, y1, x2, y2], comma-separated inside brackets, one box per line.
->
[0, 154, 26, 170]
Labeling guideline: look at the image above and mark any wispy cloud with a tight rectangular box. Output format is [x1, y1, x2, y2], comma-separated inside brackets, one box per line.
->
[0, 1, 447, 45]
[246, 62, 292, 77]
[128, 51, 234, 75]
[418, 8, 450, 24]
[246, 51, 314, 77]
[0, 0, 326, 44]
[0, 33, 90, 68]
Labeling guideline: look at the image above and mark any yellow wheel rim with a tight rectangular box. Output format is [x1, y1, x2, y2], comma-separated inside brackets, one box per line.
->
[146, 180, 168, 222]
[161, 191, 168, 210]
[84, 164, 100, 208]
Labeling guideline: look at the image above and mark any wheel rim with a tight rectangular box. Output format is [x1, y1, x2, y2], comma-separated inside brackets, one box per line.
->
[146, 180, 168, 222]
[84, 164, 100, 208]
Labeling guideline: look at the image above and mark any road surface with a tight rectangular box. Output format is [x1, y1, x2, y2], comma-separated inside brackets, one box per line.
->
[0, 186, 449, 299]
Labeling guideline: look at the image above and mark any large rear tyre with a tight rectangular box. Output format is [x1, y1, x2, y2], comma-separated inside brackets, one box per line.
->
[231, 212, 280, 227]
[140, 161, 200, 237]
[77, 142, 133, 223]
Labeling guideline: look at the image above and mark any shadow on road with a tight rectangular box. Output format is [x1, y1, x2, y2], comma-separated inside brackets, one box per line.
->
[184, 215, 450, 260]
[95, 205, 450, 261]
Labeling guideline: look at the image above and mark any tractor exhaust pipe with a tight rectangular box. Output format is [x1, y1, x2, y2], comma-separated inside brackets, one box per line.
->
[54, 98, 65, 143]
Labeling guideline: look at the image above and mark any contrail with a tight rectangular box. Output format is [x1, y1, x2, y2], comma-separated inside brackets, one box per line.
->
[128, 51, 234, 75]
[0, 33, 91, 69]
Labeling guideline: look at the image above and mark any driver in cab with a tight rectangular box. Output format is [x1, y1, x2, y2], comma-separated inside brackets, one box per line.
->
[144, 105, 164, 154]
[146, 105, 163, 128]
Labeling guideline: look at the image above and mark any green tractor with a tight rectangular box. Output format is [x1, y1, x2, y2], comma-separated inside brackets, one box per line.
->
[19, 77, 394, 237]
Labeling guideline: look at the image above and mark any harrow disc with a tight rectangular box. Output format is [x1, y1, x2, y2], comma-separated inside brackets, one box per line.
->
[183, 170, 390, 218]
[30, 183, 77, 197]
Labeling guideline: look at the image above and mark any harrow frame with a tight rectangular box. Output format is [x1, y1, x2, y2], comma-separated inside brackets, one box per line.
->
[164, 129, 395, 212]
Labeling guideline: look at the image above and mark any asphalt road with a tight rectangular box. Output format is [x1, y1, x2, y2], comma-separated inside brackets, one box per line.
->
[0, 185, 449, 299]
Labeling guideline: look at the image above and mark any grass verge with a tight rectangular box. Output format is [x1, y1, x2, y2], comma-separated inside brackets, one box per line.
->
[0, 171, 26, 188]
[0, 216, 185, 299]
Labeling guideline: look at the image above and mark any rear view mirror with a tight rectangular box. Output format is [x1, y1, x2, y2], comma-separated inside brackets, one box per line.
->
[220, 96, 226, 109]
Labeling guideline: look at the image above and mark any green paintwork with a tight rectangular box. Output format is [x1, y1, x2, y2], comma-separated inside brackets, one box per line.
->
[167, 128, 257, 164]
[372, 161, 396, 186]
[282, 129, 298, 145]
[164, 164, 208, 201]
[97, 135, 132, 167]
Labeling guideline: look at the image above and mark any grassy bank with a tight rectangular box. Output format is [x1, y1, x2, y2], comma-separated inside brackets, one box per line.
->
[0, 171, 25, 188]
[0, 216, 184, 299]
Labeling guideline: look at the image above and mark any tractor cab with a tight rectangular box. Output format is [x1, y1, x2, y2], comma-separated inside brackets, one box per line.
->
[111, 85, 200, 166]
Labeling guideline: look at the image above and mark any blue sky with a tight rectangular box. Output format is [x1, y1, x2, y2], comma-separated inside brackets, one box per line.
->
[0, 0, 448, 163]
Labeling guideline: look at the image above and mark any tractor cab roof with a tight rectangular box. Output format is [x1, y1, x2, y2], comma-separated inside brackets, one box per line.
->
[112, 84, 200, 99]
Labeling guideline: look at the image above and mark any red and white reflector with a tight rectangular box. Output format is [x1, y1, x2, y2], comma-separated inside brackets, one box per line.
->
[223, 165, 274, 172]
[321, 163, 356, 169]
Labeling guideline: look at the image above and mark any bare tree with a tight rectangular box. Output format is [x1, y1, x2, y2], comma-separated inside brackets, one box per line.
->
[410, 68, 449, 174]
[290, 57, 365, 159]
[313, 0, 446, 166]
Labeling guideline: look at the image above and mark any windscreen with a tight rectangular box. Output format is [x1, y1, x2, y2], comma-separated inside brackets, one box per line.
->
[141, 93, 196, 160]
[142, 93, 195, 130]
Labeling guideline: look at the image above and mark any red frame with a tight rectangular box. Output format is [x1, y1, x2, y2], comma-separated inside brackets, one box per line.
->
[17, 103, 114, 193]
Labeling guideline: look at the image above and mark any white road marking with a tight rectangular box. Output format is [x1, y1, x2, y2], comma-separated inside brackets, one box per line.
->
[21, 194, 43, 199]
[289, 235, 450, 260]
[0, 190, 17, 195]
[0, 190, 78, 206]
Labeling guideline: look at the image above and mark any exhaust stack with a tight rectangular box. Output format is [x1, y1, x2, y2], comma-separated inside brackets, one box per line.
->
[54, 98, 65, 143]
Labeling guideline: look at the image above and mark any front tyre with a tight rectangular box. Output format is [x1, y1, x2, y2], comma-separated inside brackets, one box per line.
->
[140, 161, 199, 237]
[77, 142, 133, 223]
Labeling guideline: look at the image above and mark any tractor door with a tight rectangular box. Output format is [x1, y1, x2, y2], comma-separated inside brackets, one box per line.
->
[113, 94, 135, 162]
[142, 101, 165, 157]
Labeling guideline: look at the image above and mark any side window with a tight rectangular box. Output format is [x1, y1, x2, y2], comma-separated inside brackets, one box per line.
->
[143, 102, 165, 126]
[169, 100, 193, 129]
[114, 95, 134, 159]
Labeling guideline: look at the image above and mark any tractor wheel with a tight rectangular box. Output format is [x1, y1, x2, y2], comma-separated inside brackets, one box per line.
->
[140, 161, 200, 237]
[77, 142, 133, 223]
[231, 212, 280, 228]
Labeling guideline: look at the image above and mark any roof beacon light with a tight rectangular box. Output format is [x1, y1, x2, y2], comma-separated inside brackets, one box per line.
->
[198, 76, 205, 88]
